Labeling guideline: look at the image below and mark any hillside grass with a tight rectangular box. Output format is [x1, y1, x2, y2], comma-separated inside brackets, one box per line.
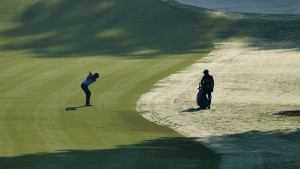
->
[0, 0, 219, 168]
[1, 0, 300, 168]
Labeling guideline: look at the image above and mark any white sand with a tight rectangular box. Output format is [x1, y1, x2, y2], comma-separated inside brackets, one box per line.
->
[137, 38, 300, 169]
[176, 0, 300, 15]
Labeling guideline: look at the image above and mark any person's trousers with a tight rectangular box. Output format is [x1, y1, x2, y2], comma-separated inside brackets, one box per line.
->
[81, 83, 91, 104]
[201, 90, 212, 108]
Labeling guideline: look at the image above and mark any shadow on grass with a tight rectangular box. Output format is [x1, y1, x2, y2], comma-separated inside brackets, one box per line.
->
[65, 106, 86, 111]
[204, 130, 300, 168]
[176, 1, 300, 50]
[0, 0, 213, 58]
[1, 0, 300, 59]
[0, 137, 220, 169]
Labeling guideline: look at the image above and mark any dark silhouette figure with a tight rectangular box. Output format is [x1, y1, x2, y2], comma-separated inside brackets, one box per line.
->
[199, 69, 214, 109]
[81, 72, 99, 106]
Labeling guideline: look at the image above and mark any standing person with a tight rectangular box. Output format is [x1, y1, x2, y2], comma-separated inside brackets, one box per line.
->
[200, 69, 214, 109]
[81, 71, 99, 106]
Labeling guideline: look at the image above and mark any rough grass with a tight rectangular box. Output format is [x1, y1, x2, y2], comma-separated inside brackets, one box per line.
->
[0, 0, 219, 168]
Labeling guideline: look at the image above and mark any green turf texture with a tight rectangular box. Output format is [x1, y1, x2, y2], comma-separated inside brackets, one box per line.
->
[1, 0, 300, 168]
[0, 0, 219, 168]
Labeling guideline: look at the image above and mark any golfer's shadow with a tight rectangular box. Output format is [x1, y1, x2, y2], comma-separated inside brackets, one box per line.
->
[181, 108, 202, 113]
[65, 106, 86, 111]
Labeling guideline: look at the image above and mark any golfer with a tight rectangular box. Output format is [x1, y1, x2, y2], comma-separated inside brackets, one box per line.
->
[200, 69, 214, 109]
[81, 71, 99, 106]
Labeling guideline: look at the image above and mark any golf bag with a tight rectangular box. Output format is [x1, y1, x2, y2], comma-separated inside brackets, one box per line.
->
[196, 86, 209, 109]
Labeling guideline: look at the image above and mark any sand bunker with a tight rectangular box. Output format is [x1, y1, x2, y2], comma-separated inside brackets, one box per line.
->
[176, 0, 300, 15]
[137, 38, 300, 169]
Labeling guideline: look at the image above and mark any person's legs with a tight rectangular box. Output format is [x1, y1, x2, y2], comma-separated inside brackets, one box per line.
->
[200, 91, 207, 109]
[207, 92, 212, 109]
[86, 90, 91, 105]
[81, 84, 91, 105]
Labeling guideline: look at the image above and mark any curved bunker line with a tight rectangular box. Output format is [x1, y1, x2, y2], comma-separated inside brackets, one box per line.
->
[137, 38, 300, 169]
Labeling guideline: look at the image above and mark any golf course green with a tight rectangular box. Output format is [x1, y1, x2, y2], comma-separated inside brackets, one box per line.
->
[1, 0, 299, 168]
[0, 0, 218, 168]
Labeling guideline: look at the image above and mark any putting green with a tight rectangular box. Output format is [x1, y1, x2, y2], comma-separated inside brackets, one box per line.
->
[0, 0, 219, 168]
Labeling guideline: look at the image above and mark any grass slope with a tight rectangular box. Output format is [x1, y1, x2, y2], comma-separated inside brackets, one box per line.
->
[0, 0, 219, 168]
[1, 0, 300, 168]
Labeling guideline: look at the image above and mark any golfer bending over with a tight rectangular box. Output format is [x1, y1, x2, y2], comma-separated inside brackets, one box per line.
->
[200, 69, 214, 109]
[81, 71, 99, 106]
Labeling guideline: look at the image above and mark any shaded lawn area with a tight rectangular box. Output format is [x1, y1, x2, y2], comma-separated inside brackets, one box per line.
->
[0, 137, 219, 169]
[0, 0, 212, 58]
[1, 0, 300, 168]
[0, 0, 220, 168]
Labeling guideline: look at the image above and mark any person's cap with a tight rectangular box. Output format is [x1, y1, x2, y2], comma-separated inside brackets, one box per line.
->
[94, 73, 99, 78]
[203, 69, 209, 73]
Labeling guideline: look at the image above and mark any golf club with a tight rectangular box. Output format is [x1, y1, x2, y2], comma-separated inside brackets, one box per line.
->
[82, 62, 92, 73]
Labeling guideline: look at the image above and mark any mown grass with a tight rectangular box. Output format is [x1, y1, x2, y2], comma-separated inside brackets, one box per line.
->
[1, 0, 300, 168]
[0, 0, 219, 168]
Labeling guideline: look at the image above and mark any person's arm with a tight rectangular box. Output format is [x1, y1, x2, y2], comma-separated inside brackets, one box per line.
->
[201, 76, 206, 85]
[212, 77, 214, 91]
[201, 76, 205, 83]
[199, 77, 204, 89]
[87, 72, 93, 79]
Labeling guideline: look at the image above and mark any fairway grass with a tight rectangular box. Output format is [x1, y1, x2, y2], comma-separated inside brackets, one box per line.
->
[0, 50, 221, 169]
[0, 0, 219, 168]
[1, 0, 300, 168]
